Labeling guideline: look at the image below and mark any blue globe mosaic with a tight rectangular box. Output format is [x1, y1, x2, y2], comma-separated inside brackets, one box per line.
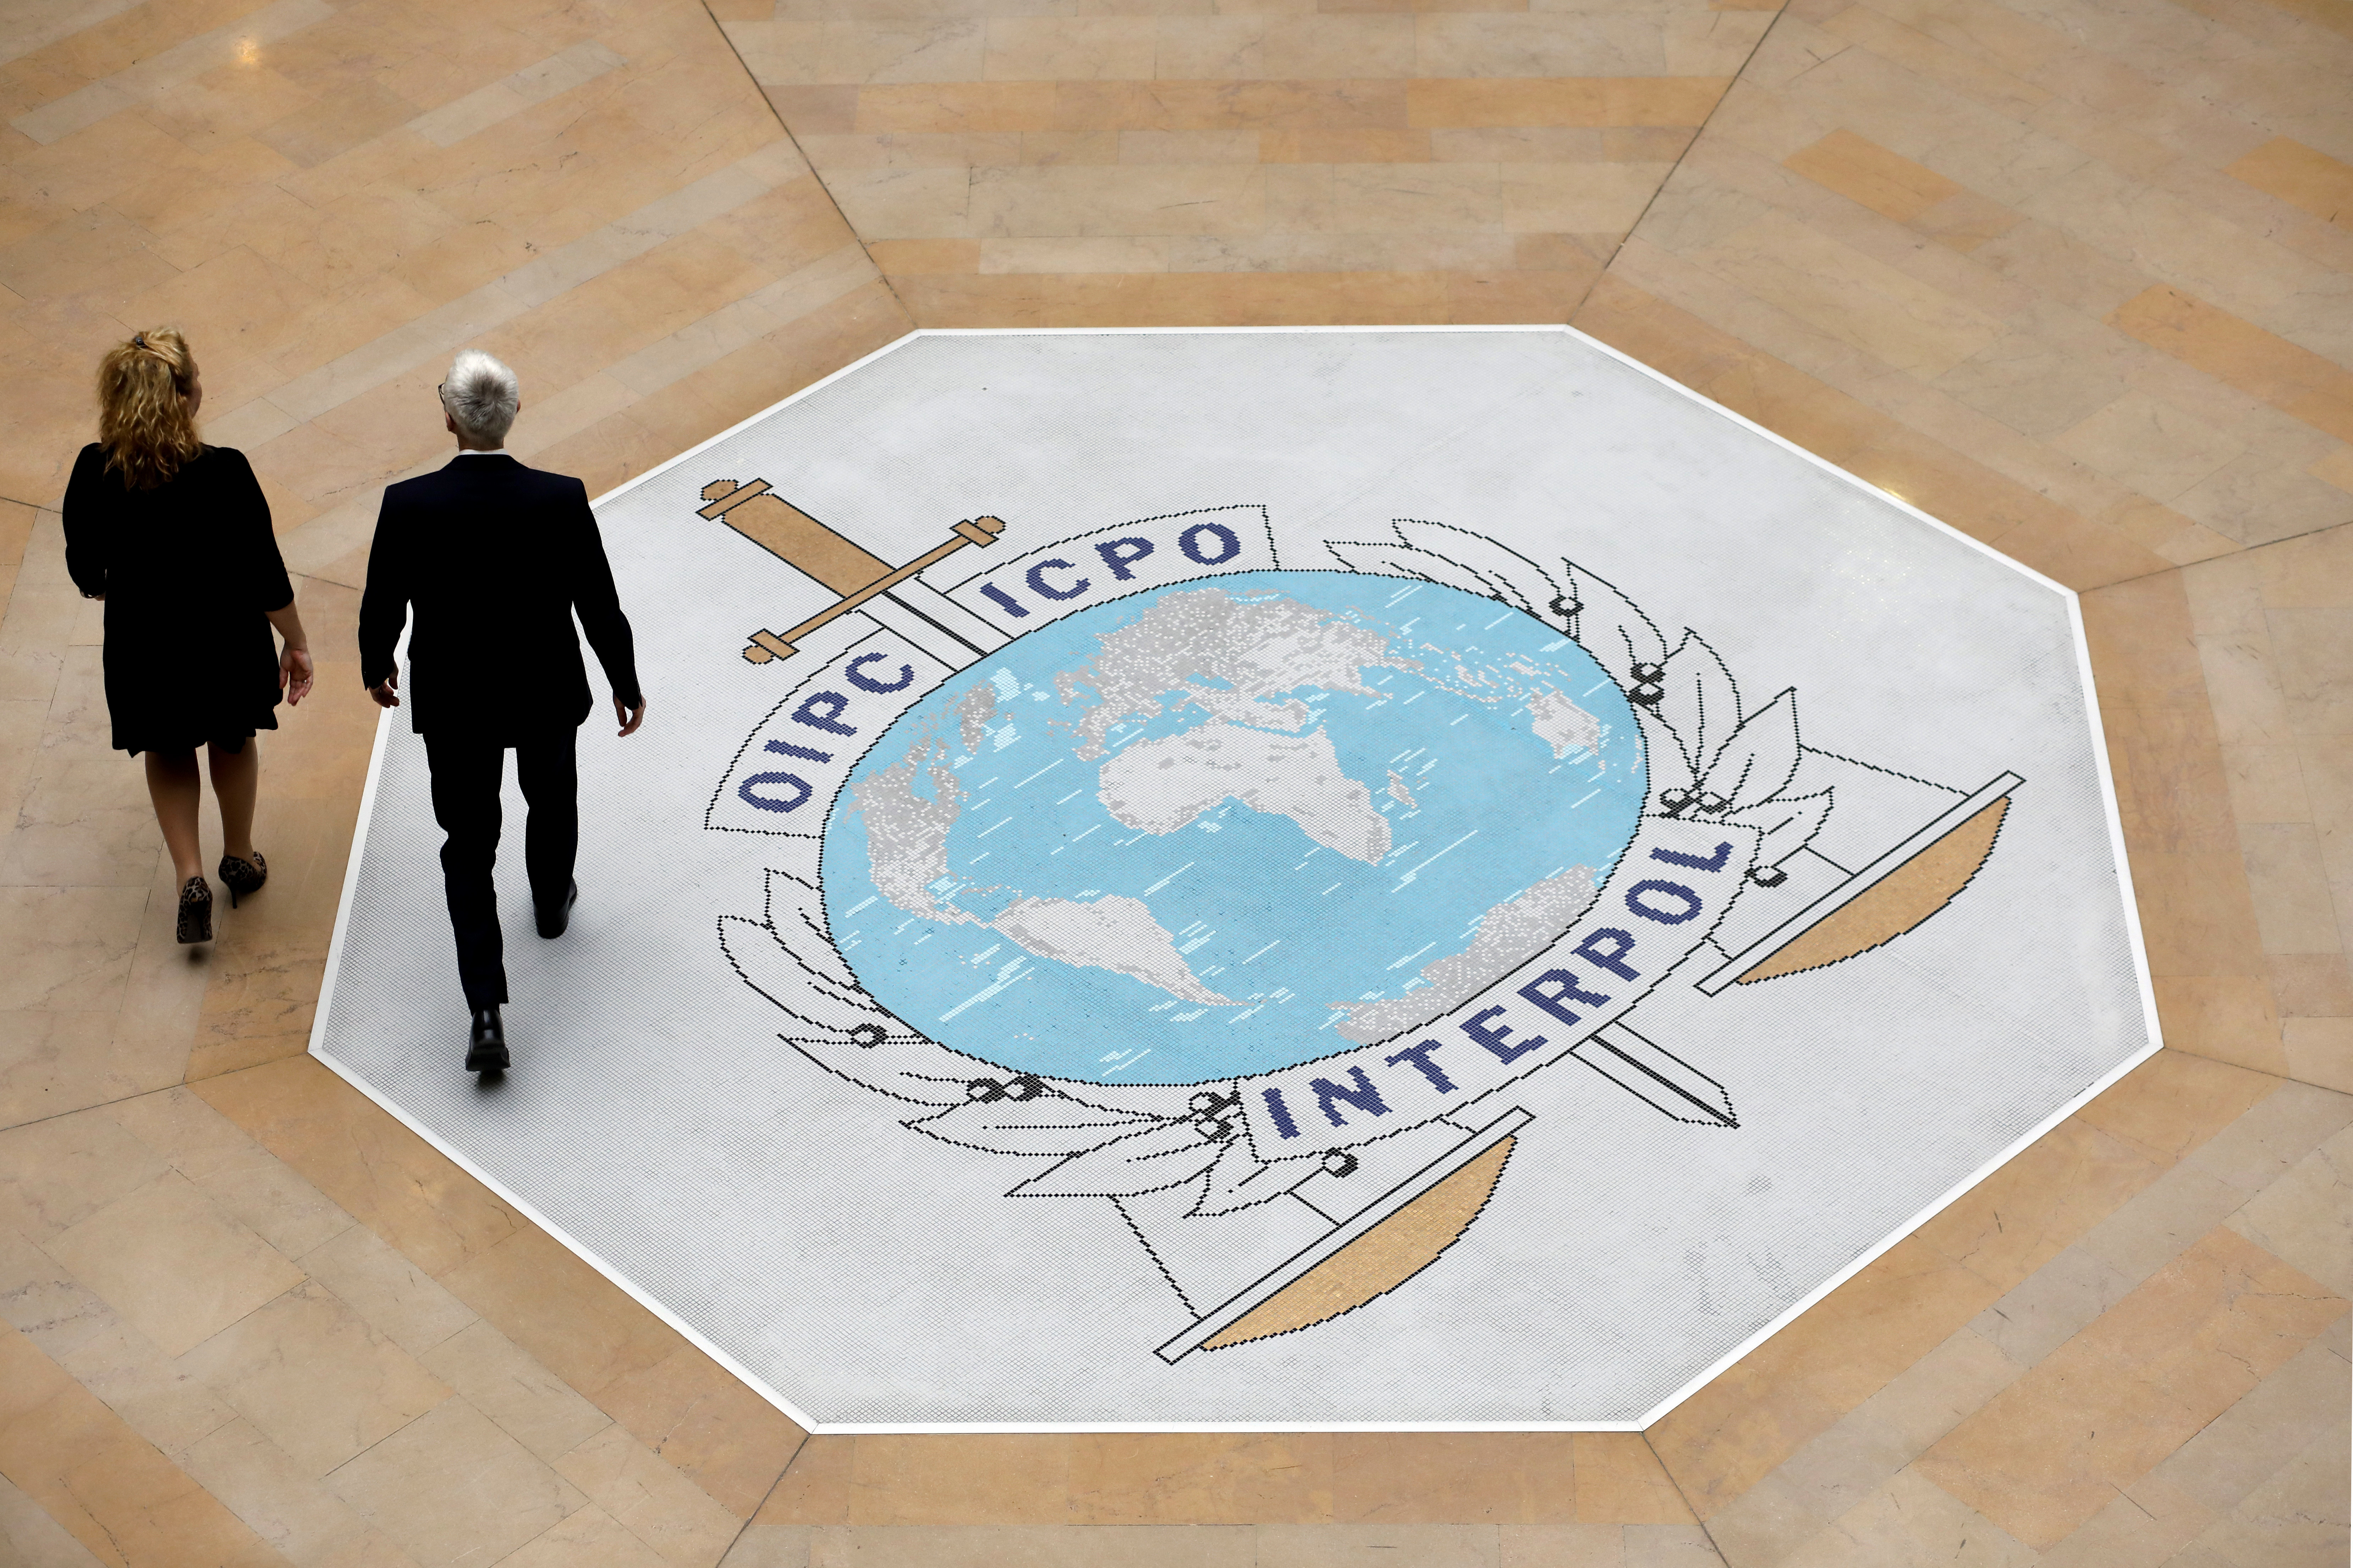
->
[822, 571, 1648, 1085]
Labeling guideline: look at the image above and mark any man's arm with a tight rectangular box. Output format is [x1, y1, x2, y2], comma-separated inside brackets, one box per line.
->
[357, 491, 406, 704]
[567, 480, 643, 733]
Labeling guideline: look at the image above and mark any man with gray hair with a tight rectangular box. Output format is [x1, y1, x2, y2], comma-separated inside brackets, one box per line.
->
[360, 349, 647, 1075]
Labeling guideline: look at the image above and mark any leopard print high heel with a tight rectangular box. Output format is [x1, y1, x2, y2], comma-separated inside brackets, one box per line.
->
[177, 876, 213, 943]
[218, 851, 267, 909]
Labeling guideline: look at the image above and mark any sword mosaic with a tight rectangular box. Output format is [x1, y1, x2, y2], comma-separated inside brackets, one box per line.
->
[312, 328, 2157, 1429]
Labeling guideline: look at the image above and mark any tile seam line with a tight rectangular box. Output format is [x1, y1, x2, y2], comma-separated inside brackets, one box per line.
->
[722, 1429, 810, 1553]
[1591, 1, 1793, 286]
[2086, 511, 2353, 594]
[698, 0, 917, 331]
[1642, 1429, 1725, 1558]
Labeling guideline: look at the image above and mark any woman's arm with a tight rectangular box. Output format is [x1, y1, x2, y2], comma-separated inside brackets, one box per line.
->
[61, 446, 109, 600]
[229, 449, 310, 705]
[267, 597, 313, 706]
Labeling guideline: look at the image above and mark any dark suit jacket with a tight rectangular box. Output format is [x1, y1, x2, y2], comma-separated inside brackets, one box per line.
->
[359, 454, 641, 739]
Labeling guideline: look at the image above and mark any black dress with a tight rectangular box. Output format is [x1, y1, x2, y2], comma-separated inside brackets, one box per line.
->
[63, 444, 294, 755]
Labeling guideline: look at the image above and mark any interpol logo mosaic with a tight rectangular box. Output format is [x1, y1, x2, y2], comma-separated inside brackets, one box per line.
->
[703, 491, 2021, 1362]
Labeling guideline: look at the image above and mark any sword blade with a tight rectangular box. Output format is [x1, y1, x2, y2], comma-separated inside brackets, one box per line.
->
[1579, 1022, 1738, 1128]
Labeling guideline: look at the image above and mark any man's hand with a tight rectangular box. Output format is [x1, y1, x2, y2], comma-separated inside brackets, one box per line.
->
[369, 672, 401, 709]
[281, 645, 315, 706]
[616, 696, 647, 737]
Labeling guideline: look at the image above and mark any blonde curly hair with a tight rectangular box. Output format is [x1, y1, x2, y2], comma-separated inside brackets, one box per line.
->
[97, 328, 202, 489]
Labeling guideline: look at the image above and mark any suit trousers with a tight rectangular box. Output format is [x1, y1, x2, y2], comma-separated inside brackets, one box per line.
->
[423, 729, 577, 1010]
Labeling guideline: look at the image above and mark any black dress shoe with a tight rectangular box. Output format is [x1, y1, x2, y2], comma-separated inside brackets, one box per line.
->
[536, 880, 578, 939]
[466, 1007, 508, 1074]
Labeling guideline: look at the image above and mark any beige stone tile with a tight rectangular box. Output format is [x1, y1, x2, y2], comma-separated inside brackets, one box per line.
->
[978, 234, 1169, 273]
[2109, 281, 2353, 448]
[297, 1223, 478, 1359]
[0, 884, 149, 1012]
[1650, 1203, 2074, 1521]
[1929, 322, 2132, 443]
[1687, 208, 2007, 377]
[846, 1435, 1077, 1525]
[719, 1523, 813, 1567]
[2267, 607, 2353, 736]
[0, 727, 168, 893]
[1710, 1324, 2021, 1556]
[1324, 1434, 1578, 1524]
[2220, 743, 2313, 824]
[192, 1057, 523, 1280]
[2176, 450, 2353, 551]
[2226, 1122, 2353, 1293]
[754, 1437, 851, 1527]
[1619, 1526, 1725, 1567]
[436, 1222, 683, 1415]
[588, 1343, 804, 1521]
[0, 997, 190, 1138]
[733, 18, 984, 85]
[1495, 1523, 1624, 1567]
[0, 1468, 107, 1567]
[555, 1422, 743, 1566]
[1916, 1227, 2347, 1549]
[1781, 1468, 2035, 1568]
[1269, 17, 1420, 79]
[1404, 77, 1725, 132]
[2179, 1415, 2351, 1567]
[500, 1502, 674, 1568]
[2310, 445, 2353, 496]
[1968, 1242, 2137, 1368]
[2055, 390, 2250, 503]
[2176, 1077, 2353, 1197]
[1573, 1436, 1693, 1526]
[0, 1319, 285, 1568]
[806, 1524, 1257, 1566]
[985, 16, 1157, 80]
[106, 1085, 356, 1259]
[2138, 1317, 2351, 1519]
[179, 1279, 451, 1475]
[2226, 136, 2353, 233]
[1852, 1325, 2021, 1448]
[0, 1106, 171, 1253]
[2032, 1472, 2212, 1568]
[1253, 1523, 1500, 1567]
[1499, 160, 1666, 232]
[50, 1295, 243, 1453]
[1782, 128, 1961, 222]
[823, 165, 973, 239]
[42, 1169, 306, 1358]
[175, 1415, 381, 1564]
[327, 1397, 588, 1568]
[1147, 17, 1267, 83]
[2243, 822, 2345, 954]
[2267, 951, 2353, 1016]
[2281, 1015, 2353, 1092]
[967, 163, 1265, 237]
[418, 1317, 612, 1466]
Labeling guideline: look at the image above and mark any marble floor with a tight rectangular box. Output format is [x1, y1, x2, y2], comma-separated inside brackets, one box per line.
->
[0, 0, 2347, 1556]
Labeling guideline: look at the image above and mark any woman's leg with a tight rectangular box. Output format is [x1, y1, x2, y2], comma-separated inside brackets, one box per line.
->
[208, 740, 259, 864]
[143, 749, 203, 883]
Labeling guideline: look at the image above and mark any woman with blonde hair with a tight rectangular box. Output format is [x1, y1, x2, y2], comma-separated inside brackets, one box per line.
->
[65, 329, 312, 944]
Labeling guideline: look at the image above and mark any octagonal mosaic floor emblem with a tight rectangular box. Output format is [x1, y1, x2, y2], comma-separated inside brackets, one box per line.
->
[314, 327, 2157, 1429]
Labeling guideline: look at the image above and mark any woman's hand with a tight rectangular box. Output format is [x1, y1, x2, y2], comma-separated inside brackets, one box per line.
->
[281, 644, 314, 706]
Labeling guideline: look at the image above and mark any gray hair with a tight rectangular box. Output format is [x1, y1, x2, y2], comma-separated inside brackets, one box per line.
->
[439, 349, 519, 444]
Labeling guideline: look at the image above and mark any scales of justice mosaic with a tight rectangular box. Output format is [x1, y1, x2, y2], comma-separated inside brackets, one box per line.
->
[700, 480, 2022, 1364]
